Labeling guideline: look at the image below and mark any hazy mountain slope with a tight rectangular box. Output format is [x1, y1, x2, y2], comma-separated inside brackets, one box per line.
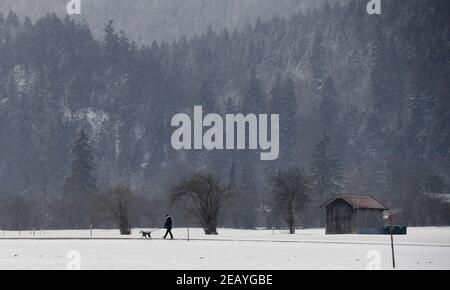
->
[0, 0, 448, 229]
[0, 0, 330, 43]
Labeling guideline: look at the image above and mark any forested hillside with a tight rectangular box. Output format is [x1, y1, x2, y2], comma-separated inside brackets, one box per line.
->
[0, 0, 326, 43]
[0, 0, 449, 230]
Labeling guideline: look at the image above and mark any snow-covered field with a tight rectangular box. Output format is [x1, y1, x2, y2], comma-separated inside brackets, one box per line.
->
[0, 227, 449, 270]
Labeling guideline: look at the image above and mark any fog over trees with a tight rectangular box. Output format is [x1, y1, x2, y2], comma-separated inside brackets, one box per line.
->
[0, 0, 449, 231]
[0, 0, 329, 43]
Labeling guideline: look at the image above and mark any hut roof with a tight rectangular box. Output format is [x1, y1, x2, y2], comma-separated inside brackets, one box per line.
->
[320, 194, 388, 210]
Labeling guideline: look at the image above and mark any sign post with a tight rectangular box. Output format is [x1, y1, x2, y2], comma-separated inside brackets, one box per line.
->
[383, 210, 396, 269]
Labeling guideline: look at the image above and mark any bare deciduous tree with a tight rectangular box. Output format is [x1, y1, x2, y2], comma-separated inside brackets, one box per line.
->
[269, 168, 310, 234]
[99, 185, 133, 235]
[170, 173, 232, 235]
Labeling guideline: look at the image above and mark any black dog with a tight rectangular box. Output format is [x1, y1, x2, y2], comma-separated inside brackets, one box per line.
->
[139, 231, 152, 239]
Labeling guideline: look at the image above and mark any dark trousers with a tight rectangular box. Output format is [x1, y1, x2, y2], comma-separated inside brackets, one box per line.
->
[164, 229, 173, 239]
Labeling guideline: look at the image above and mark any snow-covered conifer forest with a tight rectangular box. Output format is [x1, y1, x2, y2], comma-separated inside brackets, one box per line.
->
[0, 0, 448, 245]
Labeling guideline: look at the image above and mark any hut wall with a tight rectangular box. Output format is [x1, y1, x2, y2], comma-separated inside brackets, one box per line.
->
[325, 199, 356, 234]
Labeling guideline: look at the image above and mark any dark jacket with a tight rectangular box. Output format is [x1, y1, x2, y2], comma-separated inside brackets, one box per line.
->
[164, 216, 173, 230]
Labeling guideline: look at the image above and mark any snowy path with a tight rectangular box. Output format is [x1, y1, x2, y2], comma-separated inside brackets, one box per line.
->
[0, 227, 449, 270]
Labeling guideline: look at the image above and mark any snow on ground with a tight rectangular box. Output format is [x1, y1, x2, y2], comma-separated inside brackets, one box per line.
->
[0, 227, 449, 270]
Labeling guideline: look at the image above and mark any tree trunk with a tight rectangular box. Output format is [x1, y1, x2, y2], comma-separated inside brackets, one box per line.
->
[288, 205, 295, 234]
[119, 202, 131, 235]
[289, 221, 295, 234]
[203, 215, 218, 235]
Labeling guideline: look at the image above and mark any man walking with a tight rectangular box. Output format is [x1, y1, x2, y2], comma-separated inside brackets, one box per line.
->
[163, 214, 173, 239]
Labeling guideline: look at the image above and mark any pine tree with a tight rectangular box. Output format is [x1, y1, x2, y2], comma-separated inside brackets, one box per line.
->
[228, 160, 237, 188]
[269, 75, 283, 114]
[63, 129, 98, 228]
[310, 135, 345, 200]
[311, 30, 327, 88]
[269, 76, 298, 163]
[103, 20, 119, 64]
[318, 76, 338, 133]
[281, 78, 298, 157]
[199, 81, 215, 113]
[243, 68, 266, 113]
[66, 130, 97, 193]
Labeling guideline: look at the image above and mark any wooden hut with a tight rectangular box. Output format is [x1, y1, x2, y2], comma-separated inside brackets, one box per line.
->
[320, 194, 388, 235]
